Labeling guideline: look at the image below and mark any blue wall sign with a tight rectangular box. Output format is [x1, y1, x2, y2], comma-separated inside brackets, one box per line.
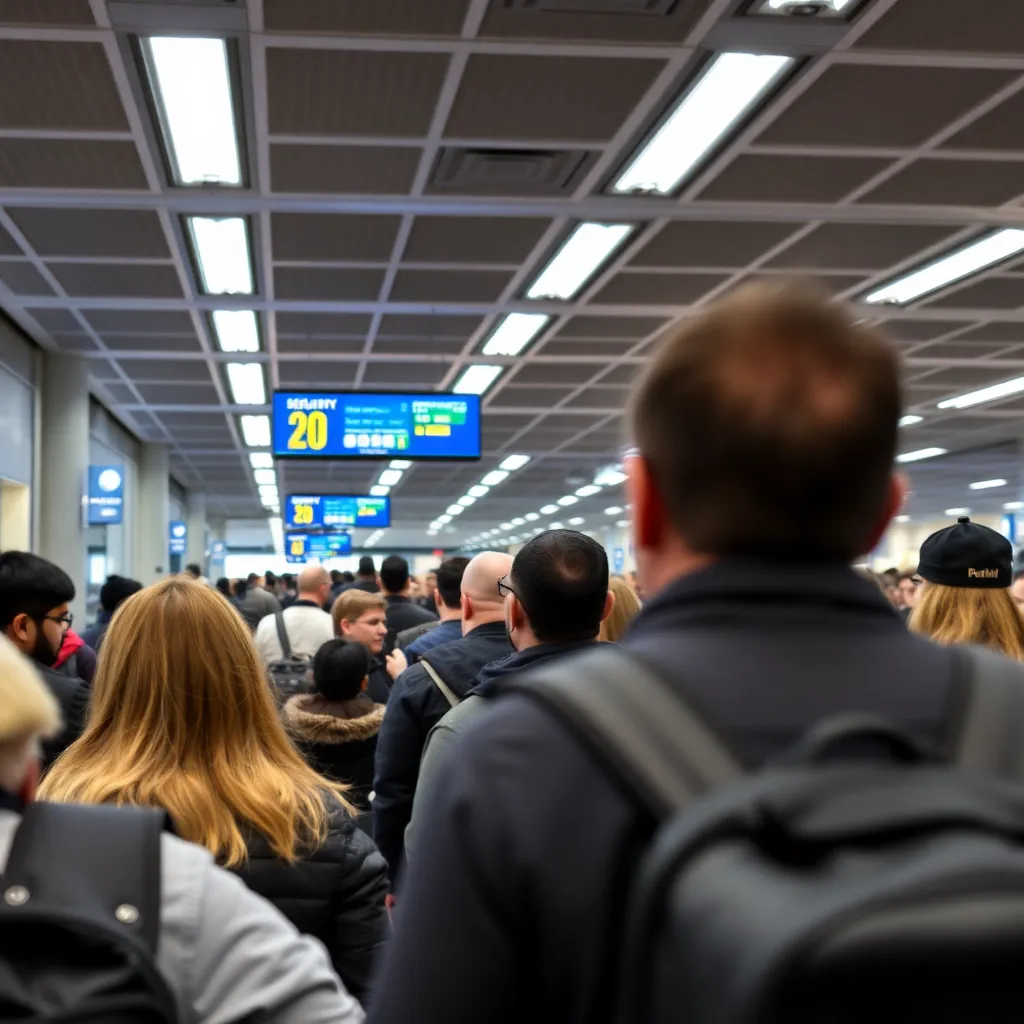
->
[285, 494, 390, 530]
[87, 465, 124, 525]
[285, 531, 353, 563]
[169, 521, 187, 555]
[209, 540, 227, 560]
[612, 547, 625, 575]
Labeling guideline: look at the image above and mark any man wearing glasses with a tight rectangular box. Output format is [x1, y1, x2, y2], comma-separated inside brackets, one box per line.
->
[0, 551, 89, 767]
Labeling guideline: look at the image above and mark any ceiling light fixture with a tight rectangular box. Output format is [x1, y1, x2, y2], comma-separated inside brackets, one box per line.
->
[437, 515, 453, 524]
[945, 507, 971, 517]
[467, 484, 490, 498]
[895, 515, 911, 523]
[143, 36, 241, 187]
[540, 504, 559, 515]
[500, 454, 532, 472]
[369, 485, 390, 497]
[970, 478, 1008, 490]
[390, 460, 412, 470]
[378, 469, 403, 487]
[575, 484, 601, 498]
[187, 216, 253, 295]
[526, 223, 634, 300]
[1004, 502, 1024, 511]
[249, 452, 273, 469]
[511, 517, 526, 526]
[500, 522, 514, 531]
[612, 52, 794, 196]
[212, 309, 259, 352]
[616, 519, 630, 528]
[454, 365, 503, 395]
[937, 376, 1024, 410]
[525, 512, 540, 522]
[253, 469, 276, 487]
[865, 229, 1024, 306]
[482, 314, 551, 356]
[557, 495, 579, 507]
[446, 505, 464, 516]
[240, 414, 270, 447]
[226, 362, 266, 405]
[594, 465, 628, 487]
[568, 517, 585, 525]
[899, 415, 923, 428]
[258, 484, 278, 500]
[605, 506, 624, 515]
[480, 470, 509, 487]
[895, 447, 948, 464]
[550, 522, 564, 530]
[458, 495, 476, 507]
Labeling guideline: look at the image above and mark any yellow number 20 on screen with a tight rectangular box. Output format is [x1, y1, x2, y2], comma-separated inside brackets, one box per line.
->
[287, 411, 328, 451]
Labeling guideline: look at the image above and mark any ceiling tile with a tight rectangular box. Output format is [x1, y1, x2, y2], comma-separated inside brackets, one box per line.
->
[943, 89, 1024, 151]
[22, 307, 80, 332]
[630, 221, 803, 269]
[854, 0, 1024, 53]
[50, 334, 98, 352]
[552, 314, 669, 339]
[0, 221, 20, 256]
[496, 384, 575, 406]
[47, 262, 182, 298]
[361, 361, 447, 385]
[922, 277, 1024, 310]
[135, 383, 220, 404]
[278, 361, 359, 386]
[0, 260, 53, 295]
[697, 154, 893, 203]
[263, 0, 468, 34]
[403, 216, 550, 263]
[541, 338, 639, 357]
[372, 337, 467, 355]
[82, 309, 195, 333]
[913, 341, 1014, 360]
[445, 54, 664, 141]
[563, 386, 630, 410]
[591, 271, 730, 305]
[117, 359, 212, 383]
[276, 312, 374, 336]
[766, 224, 959, 271]
[757, 66, 1015, 148]
[274, 266, 385, 301]
[376, 313, 483, 338]
[956, 323, 1024, 343]
[100, 333, 201, 352]
[857, 159, 1024, 206]
[96, 382, 137, 404]
[8, 208, 170, 259]
[478, 1, 706, 42]
[0, 0, 94, 25]
[0, 138, 147, 189]
[270, 143, 421, 194]
[267, 48, 450, 135]
[512, 362, 601, 386]
[277, 337, 367, 354]
[271, 213, 402, 261]
[388, 268, 512, 302]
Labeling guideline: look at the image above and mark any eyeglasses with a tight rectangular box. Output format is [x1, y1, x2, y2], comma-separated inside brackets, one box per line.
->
[353, 616, 386, 628]
[497, 574, 520, 601]
[40, 612, 73, 631]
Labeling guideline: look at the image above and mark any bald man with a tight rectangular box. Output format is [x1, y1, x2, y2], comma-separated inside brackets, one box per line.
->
[254, 564, 334, 666]
[372, 550, 514, 886]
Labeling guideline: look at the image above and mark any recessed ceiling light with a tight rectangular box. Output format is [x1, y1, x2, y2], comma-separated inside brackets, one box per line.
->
[616, 520, 629, 528]
[467, 484, 490, 498]
[482, 314, 550, 356]
[446, 504, 464, 516]
[945, 507, 971, 517]
[550, 522, 564, 530]
[240, 414, 270, 447]
[249, 452, 273, 469]
[525, 512, 540, 521]
[568, 517, 585, 525]
[143, 36, 241, 186]
[605, 506, 624, 515]
[595, 465, 628, 487]
[895, 515, 911, 523]
[480, 470, 509, 487]
[258, 484, 278, 499]
[540, 504, 559, 515]
[369, 485, 390, 497]
[454, 365, 503, 395]
[575, 484, 601, 497]
[865, 229, 1024, 306]
[226, 362, 265, 405]
[612, 52, 794, 196]
[557, 495, 579, 507]
[458, 495, 477, 507]
[253, 468, 276, 486]
[1004, 502, 1024, 511]
[500, 522, 514, 530]
[212, 309, 259, 352]
[970, 478, 1008, 490]
[187, 216, 253, 295]
[378, 469, 403, 487]
[511, 517, 526, 526]
[937, 376, 1024, 410]
[899, 415, 923, 428]
[390, 460, 412, 470]
[500, 454, 531, 472]
[437, 515, 452, 524]
[895, 447, 948, 464]
[526, 223, 634, 301]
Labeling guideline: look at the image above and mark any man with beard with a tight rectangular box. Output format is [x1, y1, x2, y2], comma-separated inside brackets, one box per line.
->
[0, 551, 89, 768]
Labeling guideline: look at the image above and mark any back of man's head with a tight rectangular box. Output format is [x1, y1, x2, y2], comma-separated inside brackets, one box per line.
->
[631, 281, 900, 563]
[99, 574, 143, 615]
[0, 634, 60, 793]
[379, 555, 409, 594]
[297, 564, 330, 598]
[0, 552, 75, 631]
[510, 531, 609, 644]
[184, 563, 202, 579]
[435, 557, 470, 610]
[330, 569, 343, 586]
[357, 556, 376, 578]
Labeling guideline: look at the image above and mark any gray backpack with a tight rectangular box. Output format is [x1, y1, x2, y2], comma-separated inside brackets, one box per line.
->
[266, 610, 312, 706]
[515, 644, 1024, 1024]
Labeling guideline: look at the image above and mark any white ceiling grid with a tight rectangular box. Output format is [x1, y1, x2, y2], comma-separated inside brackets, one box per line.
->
[2, 0, 1024, 545]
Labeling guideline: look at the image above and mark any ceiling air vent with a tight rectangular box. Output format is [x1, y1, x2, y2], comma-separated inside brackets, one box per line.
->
[430, 148, 590, 196]
[503, 0, 680, 12]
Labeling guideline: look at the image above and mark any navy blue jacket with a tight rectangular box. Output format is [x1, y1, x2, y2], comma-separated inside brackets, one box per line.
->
[371, 620, 512, 885]
[468, 639, 603, 699]
[368, 560, 976, 1024]
[405, 618, 462, 664]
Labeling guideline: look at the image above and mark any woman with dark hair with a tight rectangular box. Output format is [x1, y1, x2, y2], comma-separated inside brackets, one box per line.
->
[283, 639, 385, 810]
[215, 576, 233, 599]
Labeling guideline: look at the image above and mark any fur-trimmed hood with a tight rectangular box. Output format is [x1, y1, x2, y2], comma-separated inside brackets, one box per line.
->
[283, 694, 385, 746]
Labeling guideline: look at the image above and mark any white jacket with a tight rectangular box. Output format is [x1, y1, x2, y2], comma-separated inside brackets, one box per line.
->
[0, 809, 364, 1024]
[255, 602, 334, 664]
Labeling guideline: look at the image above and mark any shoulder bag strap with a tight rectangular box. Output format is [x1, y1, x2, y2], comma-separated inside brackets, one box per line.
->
[0, 802, 168, 953]
[954, 645, 1024, 781]
[508, 646, 744, 818]
[274, 608, 292, 659]
[422, 659, 461, 708]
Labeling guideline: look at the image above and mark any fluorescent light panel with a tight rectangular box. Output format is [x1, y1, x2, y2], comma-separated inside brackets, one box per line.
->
[605, 506, 624, 515]
[212, 309, 259, 352]
[378, 469, 403, 487]
[500, 454, 531, 471]
[188, 216, 253, 295]
[595, 465, 628, 487]
[1005, 502, 1024, 511]
[446, 505, 464, 516]
[458, 495, 476, 507]
[226, 362, 265, 405]
[540, 504, 559, 515]
[454, 365, 503, 395]
[970, 479, 1008, 490]
[390, 460, 412, 470]
[575, 485, 601, 497]
[557, 495, 579, 507]
[865, 229, 1024, 306]
[480, 470, 509, 487]
[467, 484, 490, 498]
[568, 517, 585, 525]
[525, 512, 540, 522]
[896, 447, 947, 464]
[253, 469, 276, 486]
[369, 485, 390, 497]
[240, 414, 270, 447]
[482, 314, 550, 356]
[612, 52, 794, 196]
[938, 376, 1024, 410]
[145, 36, 241, 186]
[527, 223, 633, 301]
[946, 508, 971, 517]
[899, 415, 923, 428]
[249, 452, 273, 469]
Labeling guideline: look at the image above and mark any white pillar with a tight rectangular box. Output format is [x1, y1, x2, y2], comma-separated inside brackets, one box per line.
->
[135, 443, 169, 584]
[207, 515, 227, 578]
[185, 490, 207, 570]
[39, 354, 89, 622]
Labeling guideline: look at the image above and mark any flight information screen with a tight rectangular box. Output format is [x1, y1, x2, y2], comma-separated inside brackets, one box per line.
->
[284, 495, 391, 531]
[284, 531, 353, 564]
[272, 391, 482, 460]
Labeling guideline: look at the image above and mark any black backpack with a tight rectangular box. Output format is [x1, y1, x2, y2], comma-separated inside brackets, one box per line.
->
[516, 644, 1024, 1024]
[0, 802, 177, 1022]
[266, 610, 313, 706]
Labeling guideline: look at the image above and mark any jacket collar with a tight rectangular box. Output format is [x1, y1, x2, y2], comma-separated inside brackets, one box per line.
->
[471, 639, 603, 699]
[462, 620, 509, 642]
[291, 598, 323, 610]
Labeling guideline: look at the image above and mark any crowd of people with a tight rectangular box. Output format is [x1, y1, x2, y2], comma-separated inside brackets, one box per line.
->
[5, 281, 1024, 1020]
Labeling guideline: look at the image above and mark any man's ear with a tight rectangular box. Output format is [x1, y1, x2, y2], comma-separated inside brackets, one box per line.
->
[508, 594, 526, 634]
[434, 588, 443, 610]
[7, 613, 33, 646]
[461, 592, 473, 620]
[601, 589, 616, 623]
[626, 456, 670, 552]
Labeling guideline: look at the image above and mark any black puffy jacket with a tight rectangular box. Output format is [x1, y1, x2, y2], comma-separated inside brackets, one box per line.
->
[232, 804, 390, 1001]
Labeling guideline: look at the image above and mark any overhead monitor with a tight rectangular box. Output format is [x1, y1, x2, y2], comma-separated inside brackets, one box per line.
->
[284, 530, 353, 564]
[272, 391, 482, 460]
[284, 494, 390, 531]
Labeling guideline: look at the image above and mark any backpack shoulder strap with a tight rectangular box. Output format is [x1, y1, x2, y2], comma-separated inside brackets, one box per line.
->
[422, 659, 461, 708]
[0, 802, 168, 954]
[954, 645, 1024, 780]
[274, 608, 292, 659]
[508, 645, 744, 817]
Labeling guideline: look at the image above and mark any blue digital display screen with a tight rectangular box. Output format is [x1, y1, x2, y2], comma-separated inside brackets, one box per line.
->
[272, 391, 482, 460]
[284, 495, 391, 531]
[285, 531, 353, 564]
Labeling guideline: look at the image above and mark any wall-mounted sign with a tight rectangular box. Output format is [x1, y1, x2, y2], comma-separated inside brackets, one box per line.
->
[169, 520, 187, 555]
[612, 547, 625, 575]
[209, 540, 227, 560]
[87, 465, 124, 526]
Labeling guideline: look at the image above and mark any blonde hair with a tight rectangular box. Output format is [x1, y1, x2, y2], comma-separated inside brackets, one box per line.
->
[910, 583, 1024, 660]
[39, 578, 351, 866]
[600, 576, 643, 643]
[0, 634, 61, 791]
[331, 589, 386, 635]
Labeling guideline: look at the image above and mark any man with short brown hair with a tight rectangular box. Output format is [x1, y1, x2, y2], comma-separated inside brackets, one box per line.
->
[368, 282, 991, 1024]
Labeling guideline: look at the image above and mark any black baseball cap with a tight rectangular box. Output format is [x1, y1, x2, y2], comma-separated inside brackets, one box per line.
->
[917, 516, 1012, 589]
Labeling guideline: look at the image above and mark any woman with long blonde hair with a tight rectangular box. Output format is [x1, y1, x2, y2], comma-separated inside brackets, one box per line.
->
[41, 576, 389, 1000]
[910, 516, 1024, 660]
